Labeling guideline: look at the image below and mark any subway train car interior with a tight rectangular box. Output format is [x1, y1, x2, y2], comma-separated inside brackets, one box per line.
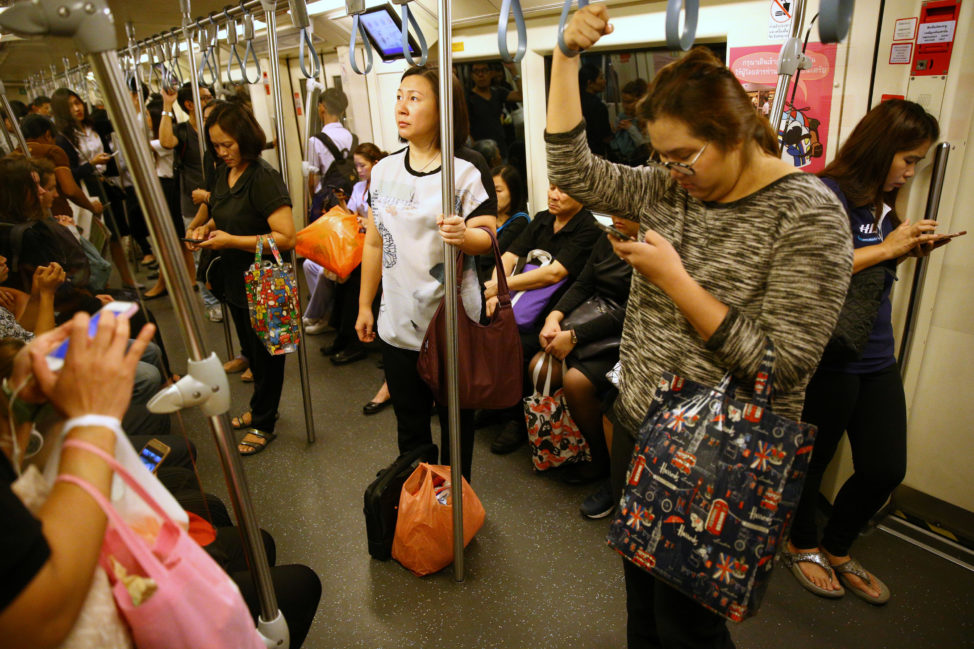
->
[0, 0, 972, 646]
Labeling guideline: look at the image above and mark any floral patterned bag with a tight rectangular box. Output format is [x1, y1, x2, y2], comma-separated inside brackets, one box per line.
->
[244, 236, 301, 355]
[524, 355, 590, 471]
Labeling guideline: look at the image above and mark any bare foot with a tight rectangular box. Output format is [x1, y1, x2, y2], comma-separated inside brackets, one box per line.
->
[823, 550, 882, 599]
[370, 381, 390, 404]
[787, 540, 842, 592]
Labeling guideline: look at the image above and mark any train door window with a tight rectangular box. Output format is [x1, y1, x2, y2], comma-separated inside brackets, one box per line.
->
[543, 43, 726, 166]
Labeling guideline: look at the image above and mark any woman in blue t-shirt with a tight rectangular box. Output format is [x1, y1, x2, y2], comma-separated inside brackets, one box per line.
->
[785, 100, 953, 604]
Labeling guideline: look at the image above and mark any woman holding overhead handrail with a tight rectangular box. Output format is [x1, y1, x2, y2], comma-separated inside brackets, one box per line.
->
[186, 100, 295, 457]
[355, 65, 497, 482]
[546, 6, 852, 648]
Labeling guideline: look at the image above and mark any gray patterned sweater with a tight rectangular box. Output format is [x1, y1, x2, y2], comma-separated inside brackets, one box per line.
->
[545, 122, 853, 430]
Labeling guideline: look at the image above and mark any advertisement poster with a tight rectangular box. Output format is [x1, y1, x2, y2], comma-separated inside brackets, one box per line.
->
[729, 43, 838, 173]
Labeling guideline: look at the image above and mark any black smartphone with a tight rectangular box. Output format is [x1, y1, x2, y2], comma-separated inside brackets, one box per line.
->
[138, 438, 171, 474]
[595, 220, 636, 242]
[182, 237, 206, 244]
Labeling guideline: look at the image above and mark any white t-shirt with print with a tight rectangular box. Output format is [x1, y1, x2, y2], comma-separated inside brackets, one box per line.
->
[370, 146, 497, 351]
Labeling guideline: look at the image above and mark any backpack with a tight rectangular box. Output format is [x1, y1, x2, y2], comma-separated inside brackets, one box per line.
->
[309, 132, 359, 221]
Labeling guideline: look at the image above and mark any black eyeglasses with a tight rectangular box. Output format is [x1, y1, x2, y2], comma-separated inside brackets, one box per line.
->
[648, 142, 708, 176]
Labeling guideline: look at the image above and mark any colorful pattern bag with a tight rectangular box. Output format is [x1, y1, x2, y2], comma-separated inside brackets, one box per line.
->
[245, 236, 301, 355]
[524, 355, 590, 471]
[606, 345, 816, 622]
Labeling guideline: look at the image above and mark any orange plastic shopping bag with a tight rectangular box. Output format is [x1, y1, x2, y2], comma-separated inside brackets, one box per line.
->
[391, 463, 486, 576]
[295, 205, 364, 280]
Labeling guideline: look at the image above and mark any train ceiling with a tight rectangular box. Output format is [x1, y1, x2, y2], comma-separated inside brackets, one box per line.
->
[0, 0, 590, 87]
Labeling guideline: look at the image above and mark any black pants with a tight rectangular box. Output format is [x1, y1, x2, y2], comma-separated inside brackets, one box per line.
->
[790, 363, 907, 556]
[611, 417, 733, 649]
[227, 302, 286, 433]
[381, 340, 475, 482]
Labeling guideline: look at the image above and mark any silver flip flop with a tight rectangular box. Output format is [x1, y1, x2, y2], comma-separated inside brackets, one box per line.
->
[833, 557, 890, 605]
[781, 549, 845, 599]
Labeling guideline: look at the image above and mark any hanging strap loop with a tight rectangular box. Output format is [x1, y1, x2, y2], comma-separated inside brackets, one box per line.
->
[664, 0, 699, 51]
[241, 7, 262, 83]
[396, 1, 428, 67]
[346, 0, 373, 75]
[497, 0, 527, 64]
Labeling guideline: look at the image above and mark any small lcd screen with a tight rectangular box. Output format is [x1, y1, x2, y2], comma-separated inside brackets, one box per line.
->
[358, 5, 420, 61]
[140, 447, 163, 472]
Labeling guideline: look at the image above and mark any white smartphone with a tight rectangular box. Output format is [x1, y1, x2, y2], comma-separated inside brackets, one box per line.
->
[46, 301, 139, 371]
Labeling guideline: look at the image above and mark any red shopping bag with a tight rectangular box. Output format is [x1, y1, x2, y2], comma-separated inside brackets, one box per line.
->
[391, 463, 486, 576]
[295, 205, 364, 280]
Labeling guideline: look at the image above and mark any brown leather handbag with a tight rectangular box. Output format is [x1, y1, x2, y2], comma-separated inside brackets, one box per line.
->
[417, 227, 523, 410]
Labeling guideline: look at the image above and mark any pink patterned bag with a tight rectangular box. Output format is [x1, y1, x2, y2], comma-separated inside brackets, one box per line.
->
[57, 440, 265, 649]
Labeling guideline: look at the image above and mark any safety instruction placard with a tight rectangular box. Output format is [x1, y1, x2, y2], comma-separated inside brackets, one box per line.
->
[894, 17, 918, 40]
[917, 20, 956, 44]
[768, 0, 793, 40]
[890, 43, 913, 64]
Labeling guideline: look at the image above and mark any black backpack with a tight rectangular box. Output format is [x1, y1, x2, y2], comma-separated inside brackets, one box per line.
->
[309, 131, 359, 220]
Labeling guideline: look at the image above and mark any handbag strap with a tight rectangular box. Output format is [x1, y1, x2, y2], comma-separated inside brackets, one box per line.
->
[531, 354, 554, 396]
[265, 235, 284, 265]
[55, 440, 177, 577]
[253, 235, 263, 266]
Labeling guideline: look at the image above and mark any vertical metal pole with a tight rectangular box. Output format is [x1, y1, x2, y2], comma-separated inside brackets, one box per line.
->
[0, 82, 31, 156]
[87, 47, 282, 626]
[898, 142, 950, 376]
[769, 0, 807, 137]
[262, 0, 317, 444]
[182, 0, 235, 362]
[434, 0, 465, 582]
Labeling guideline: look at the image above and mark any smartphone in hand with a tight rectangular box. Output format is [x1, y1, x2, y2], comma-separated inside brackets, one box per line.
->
[138, 438, 171, 474]
[592, 212, 636, 242]
[46, 301, 139, 371]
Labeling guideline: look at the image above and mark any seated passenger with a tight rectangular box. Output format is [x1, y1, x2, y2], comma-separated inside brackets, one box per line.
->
[484, 183, 601, 455]
[476, 163, 530, 285]
[529, 214, 636, 490]
[0, 312, 155, 648]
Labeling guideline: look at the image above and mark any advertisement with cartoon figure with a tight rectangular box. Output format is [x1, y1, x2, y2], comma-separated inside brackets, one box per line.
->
[728, 43, 838, 174]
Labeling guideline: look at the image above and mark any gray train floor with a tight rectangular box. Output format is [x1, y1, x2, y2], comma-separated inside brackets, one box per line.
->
[146, 288, 974, 649]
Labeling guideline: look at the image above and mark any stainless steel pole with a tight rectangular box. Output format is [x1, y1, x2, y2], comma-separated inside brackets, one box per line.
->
[435, 0, 465, 583]
[182, 0, 235, 362]
[898, 142, 950, 376]
[88, 45, 283, 627]
[261, 0, 317, 443]
[0, 81, 31, 156]
[768, 0, 807, 138]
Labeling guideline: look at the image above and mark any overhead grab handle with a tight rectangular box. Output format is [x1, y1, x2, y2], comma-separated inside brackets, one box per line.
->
[665, 0, 698, 51]
[392, 0, 428, 67]
[225, 9, 247, 83]
[818, 0, 854, 43]
[241, 5, 262, 83]
[557, 0, 588, 58]
[197, 19, 220, 86]
[497, 0, 527, 64]
[346, 0, 374, 75]
[167, 30, 184, 85]
[291, 0, 321, 79]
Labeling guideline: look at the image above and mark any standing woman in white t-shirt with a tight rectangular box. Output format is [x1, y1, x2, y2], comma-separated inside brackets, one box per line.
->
[355, 66, 498, 481]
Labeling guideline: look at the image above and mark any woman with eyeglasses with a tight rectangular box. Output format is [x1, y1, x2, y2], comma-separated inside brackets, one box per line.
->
[546, 7, 854, 649]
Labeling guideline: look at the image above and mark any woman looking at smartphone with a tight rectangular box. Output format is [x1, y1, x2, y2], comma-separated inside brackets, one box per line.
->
[784, 100, 951, 605]
[546, 7, 852, 648]
[186, 101, 295, 456]
[355, 65, 496, 481]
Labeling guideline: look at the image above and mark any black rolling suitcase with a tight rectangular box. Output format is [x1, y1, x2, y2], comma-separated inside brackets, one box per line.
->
[364, 443, 438, 560]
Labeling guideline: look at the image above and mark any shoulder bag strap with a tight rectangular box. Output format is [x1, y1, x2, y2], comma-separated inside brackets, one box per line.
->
[314, 132, 342, 161]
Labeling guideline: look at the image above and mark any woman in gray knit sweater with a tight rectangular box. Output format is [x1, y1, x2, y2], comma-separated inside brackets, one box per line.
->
[546, 6, 853, 649]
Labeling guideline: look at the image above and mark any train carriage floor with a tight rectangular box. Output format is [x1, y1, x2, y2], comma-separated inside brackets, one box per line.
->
[148, 286, 974, 649]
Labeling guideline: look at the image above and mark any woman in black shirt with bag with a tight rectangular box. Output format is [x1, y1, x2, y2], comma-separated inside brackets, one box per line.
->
[187, 101, 295, 456]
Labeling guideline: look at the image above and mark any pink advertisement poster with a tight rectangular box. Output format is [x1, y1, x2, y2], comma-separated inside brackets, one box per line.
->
[729, 43, 838, 174]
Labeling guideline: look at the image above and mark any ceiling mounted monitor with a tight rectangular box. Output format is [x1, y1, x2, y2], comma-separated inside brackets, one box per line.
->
[357, 4, 420, 62]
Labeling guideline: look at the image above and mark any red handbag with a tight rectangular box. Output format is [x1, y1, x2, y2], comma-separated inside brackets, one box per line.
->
[418, 227, 522, 410]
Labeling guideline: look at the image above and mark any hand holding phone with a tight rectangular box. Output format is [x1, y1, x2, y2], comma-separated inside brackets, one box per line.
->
[595, 220, 636, 242]
[46, 301, 139, 371]
[181, 237, 206, 244]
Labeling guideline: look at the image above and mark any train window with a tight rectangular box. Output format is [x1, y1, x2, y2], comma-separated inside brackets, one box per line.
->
[543, 44, 726, 165]
[458, 59, 525, 178]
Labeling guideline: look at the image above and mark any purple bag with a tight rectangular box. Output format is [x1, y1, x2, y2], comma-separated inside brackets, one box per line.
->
[510, 250, 568, 332]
